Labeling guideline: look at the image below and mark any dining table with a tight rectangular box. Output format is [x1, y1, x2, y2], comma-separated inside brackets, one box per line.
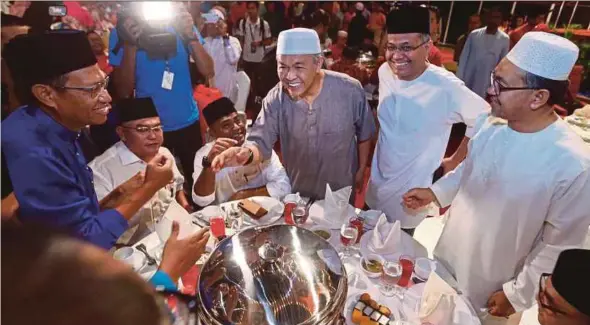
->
[132, 197, 482, 325]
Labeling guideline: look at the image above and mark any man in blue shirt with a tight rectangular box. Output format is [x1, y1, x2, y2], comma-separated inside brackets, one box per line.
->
[2, 30, 176, 249]
[110, 3, 214, 197]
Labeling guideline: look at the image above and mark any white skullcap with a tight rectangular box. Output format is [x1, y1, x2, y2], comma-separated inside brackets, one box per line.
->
[337, 30, 348, 38]
[355, 2, 364, 11]
[506, 32, 579, 81]
[209, 8, 225, 21]
[277, 28, 321, 55]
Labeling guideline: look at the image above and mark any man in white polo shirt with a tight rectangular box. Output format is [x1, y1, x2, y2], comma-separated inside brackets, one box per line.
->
[365, 5, 490, 235]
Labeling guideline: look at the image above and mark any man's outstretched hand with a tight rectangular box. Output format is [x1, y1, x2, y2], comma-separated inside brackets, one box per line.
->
[402, 188, 439, 210]
[211, 147, 252, 172]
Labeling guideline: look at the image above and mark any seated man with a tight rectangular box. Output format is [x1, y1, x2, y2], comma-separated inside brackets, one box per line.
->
[2, 222, 210, 325]
[192, 97, 290, 206]
[89, 97, 191, 245]
[330, 46, 371, 86]
[522, 249, 590, 325]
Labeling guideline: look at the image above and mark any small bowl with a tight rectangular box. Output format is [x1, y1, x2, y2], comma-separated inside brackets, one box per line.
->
[360, 254, 384, 278]
[311, 226, 332, 241]
[414, 257, 436, 281]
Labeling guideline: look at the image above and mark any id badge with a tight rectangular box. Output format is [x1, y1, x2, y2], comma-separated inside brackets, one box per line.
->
[162, 70, 174, 90]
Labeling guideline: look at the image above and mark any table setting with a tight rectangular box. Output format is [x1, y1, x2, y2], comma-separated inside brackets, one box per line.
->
[114, 184, 481, 325]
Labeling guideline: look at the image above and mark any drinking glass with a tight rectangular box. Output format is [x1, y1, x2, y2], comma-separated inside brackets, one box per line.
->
[339, 224, 358, 259]
[398, 255, 415, 288]
[380, 260, 402, 297]
[210, 215, 226, 240]
[292, 204, 308, 226]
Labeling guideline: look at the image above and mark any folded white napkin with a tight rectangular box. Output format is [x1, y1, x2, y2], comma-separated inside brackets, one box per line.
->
[418, 272, 457, 325]
[322, 184, 352, 227]
[369, 215, 402, 254]
[317, 249, 343, 275]
[155, 201, 197, 242]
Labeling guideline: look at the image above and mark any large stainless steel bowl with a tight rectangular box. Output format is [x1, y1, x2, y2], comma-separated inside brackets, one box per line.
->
[197, 224, 348, 325]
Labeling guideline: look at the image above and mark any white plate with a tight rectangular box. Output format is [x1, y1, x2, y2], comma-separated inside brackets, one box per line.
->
[241, 196, 284, 226]
[344, 292, 403, 325]
[308, 200, 356, 229]
[359, 229, 413, 261]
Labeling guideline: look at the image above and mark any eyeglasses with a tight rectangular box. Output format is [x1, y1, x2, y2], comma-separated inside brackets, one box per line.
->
[155, 289, 198, 325]
[121, 124, 163, 134]
[56, 76, 110, 98]
[489, 72, 537, 96]
[385, 40, 429, 53]
[538, 273, 569, 316]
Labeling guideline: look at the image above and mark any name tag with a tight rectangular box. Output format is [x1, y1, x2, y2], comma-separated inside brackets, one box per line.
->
[161, 70, 174, 90]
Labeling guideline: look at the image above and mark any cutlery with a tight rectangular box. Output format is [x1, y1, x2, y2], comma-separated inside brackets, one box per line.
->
[135, 244, 157, 266]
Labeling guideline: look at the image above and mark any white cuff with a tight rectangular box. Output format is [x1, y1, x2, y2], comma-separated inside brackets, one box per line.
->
[430, 182, 453, 209]
[192, 191, 216, 207]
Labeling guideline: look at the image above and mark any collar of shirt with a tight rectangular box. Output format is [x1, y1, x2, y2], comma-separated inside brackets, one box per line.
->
[115, 141, 145, 166]
[246, 17, 261, 27]
[30, 105, 81, 142]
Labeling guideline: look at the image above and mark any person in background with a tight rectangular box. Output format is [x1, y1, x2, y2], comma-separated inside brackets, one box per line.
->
[212, 28, 376, 200]
[1, 13, 29, 115]
[509, 5, 547, 49]
[454, 13, 481, 63]
[347, 2, 368, 48]
[457, 7, 509, 98]
[329, 30, 348, 61]
[514, 14, 525, 30]
[330, 46, 370, 86]
[310, 8, 332, 50]
[403, 32, 590, 315]
[203, 8, 241, 102]
[360, 30, 379, 57]
[89, 98, 191, 246]
[2, 222, 210, 325]
[263, 1, 284, 38]
[426, 5, 443, 67]
[87, 30, 112, 75]
[531, 249, 590, 325]
[193, 97, 290, 206]
[342, 2, 355, 31]
[229, 1, 248, 31]
[234, 1, 272, 111]
[109, 2, 213, 197]
[366, 6, 489, 236]
[2, 31, 174, 250]
[368, 2, 386, 51]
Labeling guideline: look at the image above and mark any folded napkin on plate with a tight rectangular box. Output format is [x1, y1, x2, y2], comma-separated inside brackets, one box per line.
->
[418, 272, 457, 325]
[155, 201, 196, 242]
[319, 184, 352, 227]
[369, 215, 402, 254]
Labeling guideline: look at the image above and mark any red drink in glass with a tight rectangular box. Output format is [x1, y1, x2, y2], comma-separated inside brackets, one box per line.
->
[398, 255, 415, 288]
[210, 216, 226, 239]
[349, 217, 364, 243]
[180, 264, 200, 295]
[284, 202, 296, 225]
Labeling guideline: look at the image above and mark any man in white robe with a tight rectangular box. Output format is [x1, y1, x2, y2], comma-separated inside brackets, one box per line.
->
[365, 6, 490, 235]
[457, 7, 510, 98]
[403, 32, 590, 318]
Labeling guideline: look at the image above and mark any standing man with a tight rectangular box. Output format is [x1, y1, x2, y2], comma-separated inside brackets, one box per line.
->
[454, 13, 481, 63]
[347, 2, 368, 47]
[211, 28, 376, 200]
[203, 8, 242, 101]
[2, 31, 174, 249]
[457, 7, 510, 98]
[329, 30, 348, 61]
[509, 6, 547, 49]
[89, 97, 191, 246]
[403, 32, 590, 315]
[365, 6, 489, 235]
[235, 1, 272, 109]
[426, 5, 443, 67]
[109, 2, 214, 196]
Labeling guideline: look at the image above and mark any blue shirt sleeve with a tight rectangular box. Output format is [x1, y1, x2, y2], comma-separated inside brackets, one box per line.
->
[150, 270, 178, 291]
[8, 150, 128, 249]
[108, 28, 123, 67]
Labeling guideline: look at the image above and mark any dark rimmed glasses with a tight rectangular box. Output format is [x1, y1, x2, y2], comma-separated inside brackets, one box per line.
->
[385, 39, 430, 53]
[489, 72, 538, 96]
[121, 124, 163, 134]
[55, 75, 110, 98]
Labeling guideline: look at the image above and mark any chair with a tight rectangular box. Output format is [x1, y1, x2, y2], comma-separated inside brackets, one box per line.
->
[234, 71, 251, 113]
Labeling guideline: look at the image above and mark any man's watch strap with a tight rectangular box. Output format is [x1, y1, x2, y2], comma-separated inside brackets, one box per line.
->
[202, 156, 212, 169]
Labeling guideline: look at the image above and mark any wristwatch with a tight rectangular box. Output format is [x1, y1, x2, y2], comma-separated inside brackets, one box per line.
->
[202, 156, 212, 169]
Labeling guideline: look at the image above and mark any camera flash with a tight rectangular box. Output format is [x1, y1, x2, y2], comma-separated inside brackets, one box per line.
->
[142, 1, 173, 22]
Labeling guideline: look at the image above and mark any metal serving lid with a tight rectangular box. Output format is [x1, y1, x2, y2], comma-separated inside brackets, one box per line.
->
[197, 224, 347, 325]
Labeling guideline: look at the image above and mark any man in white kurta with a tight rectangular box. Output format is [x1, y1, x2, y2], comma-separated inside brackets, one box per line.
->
[203, 8, 242, 101]
[403, 32, 590, 316]
[457, 8, 510, 98]
[365, 6, 490, 233]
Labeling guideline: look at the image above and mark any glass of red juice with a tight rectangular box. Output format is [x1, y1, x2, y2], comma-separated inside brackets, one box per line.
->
[210, 215, 226, 239]
[398, 255, 415, 288]
[348, 216, 364, 244]
[283, 194, 300, 225]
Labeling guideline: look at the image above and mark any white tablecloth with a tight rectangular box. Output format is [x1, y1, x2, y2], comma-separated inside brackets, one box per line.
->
[135, 199, 481, 325]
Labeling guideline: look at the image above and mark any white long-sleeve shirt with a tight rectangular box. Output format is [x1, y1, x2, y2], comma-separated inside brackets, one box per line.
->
[431, 115, 590, 311]
[89, 141, 185, 245]
[366, 63, 490, 229]
[192, 141, 291, 206]
[203, 36, 242, 101]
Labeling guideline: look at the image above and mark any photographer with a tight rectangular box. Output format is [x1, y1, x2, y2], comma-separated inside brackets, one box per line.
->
[109, 2, 214, 197]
